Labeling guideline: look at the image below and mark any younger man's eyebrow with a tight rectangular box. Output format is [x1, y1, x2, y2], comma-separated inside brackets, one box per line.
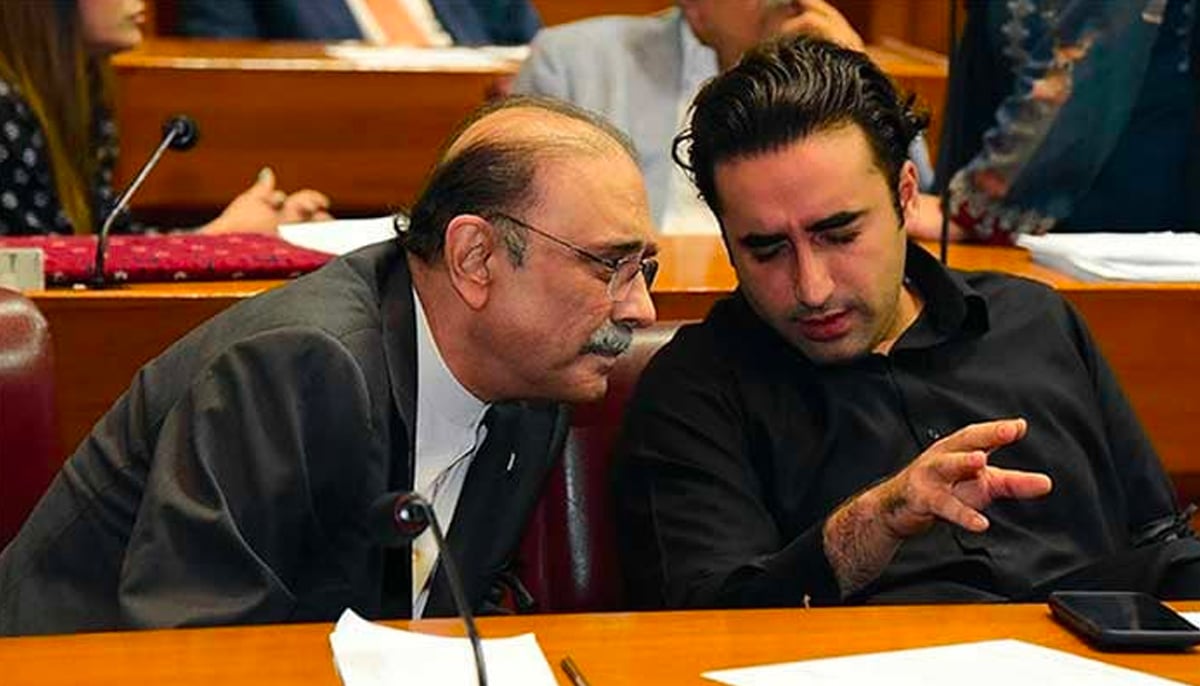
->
[738, 232, 789, 249]
[807, 210, 866, 233]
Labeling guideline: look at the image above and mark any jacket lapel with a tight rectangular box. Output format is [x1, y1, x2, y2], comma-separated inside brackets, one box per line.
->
[377, 247, 420, 617]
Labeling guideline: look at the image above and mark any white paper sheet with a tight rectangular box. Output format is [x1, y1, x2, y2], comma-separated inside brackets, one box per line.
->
[324, 45, 529, 70]
[702, 639, 1189, 686]
[329, 609, 558, 686]
[279, 216, 399, 255]
[1016, 232, 1200, 282]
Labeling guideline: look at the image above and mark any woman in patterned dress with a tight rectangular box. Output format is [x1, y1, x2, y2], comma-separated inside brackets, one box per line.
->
[0, 0, 331, 236]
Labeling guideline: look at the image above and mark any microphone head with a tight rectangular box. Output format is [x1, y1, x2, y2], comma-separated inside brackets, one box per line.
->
[370, 491, 431, 546]
[163, 115, 199, 151]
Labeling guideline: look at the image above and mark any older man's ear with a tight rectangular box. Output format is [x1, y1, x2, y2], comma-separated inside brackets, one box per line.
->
[442, 214, 497, 310]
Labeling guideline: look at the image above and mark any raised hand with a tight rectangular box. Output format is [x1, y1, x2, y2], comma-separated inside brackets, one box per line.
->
[823, 418, 1052, 596]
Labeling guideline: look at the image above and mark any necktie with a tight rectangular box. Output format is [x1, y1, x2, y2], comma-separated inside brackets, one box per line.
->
[360, 0, 431, 46]
[411, 406, 509, 612]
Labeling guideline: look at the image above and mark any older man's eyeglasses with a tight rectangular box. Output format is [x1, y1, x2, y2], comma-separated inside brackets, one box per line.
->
[491, 212, 658, 301]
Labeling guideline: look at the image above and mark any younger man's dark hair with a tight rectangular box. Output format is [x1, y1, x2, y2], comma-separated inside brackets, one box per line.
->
[674, 35, 929, 221]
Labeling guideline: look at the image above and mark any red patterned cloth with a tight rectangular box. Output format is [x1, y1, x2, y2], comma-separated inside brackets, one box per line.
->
[0, 234, 333, 285]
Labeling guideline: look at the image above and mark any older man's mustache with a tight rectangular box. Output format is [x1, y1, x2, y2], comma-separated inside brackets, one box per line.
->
[581, 322, 634, 358]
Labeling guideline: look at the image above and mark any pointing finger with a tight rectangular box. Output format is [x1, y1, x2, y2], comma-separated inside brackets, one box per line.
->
[937, 418, 1027, 454]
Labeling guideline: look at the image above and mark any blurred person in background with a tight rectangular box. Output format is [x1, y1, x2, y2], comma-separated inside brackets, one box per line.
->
[514, 0, 935, 235]
[923, 0, 1200, 243]
[177, 0, 541, 46]
[0, 0, 331, 237]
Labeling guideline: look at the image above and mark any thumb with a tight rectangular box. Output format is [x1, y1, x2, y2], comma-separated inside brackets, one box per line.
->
[251, 166, 276, 195]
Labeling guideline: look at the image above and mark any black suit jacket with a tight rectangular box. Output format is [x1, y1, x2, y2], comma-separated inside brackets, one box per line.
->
[176, 0, 542, 46]
[0, 241, 567, 635]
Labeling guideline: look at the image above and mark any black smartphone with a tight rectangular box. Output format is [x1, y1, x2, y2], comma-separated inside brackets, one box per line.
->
[1049, 591, 1200, 651]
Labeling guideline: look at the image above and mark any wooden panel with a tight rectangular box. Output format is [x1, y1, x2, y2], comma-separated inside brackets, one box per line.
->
[834, 0, 954, 53]
[112, 40, 506, 221]
[3, 603, 1199, 685]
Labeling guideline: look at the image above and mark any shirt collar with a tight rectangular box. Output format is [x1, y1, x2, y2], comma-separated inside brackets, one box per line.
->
[412, 287, 489, 447]
[897, 241, 989, 349]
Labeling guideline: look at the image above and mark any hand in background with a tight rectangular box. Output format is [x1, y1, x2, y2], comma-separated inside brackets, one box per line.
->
[200, 167, 332, 235]
[281, 189, 333, 224]
[778, 0, 866, 52]
[906, 192, 967, 242]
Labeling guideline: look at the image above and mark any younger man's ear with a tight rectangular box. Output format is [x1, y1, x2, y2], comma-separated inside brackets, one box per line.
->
[442, 214, 496, 310]
[897, 159, 919, 229]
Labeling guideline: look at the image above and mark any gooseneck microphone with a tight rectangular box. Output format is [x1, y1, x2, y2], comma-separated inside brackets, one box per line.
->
[91, 115, 199, 286]
[371, 491, 489, 686]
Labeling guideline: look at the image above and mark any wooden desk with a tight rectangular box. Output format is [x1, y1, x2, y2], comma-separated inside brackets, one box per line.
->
[112, 40, 512, 220]
[111, 40, 944, 221]
[3, 603, 1198, 685]
[29, 238, 1200, 506]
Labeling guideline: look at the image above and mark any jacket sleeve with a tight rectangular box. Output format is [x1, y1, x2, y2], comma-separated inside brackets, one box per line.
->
[946, 1, 1161, 242]
[117, 327, 382, 628]
[613, 333, 840, 610]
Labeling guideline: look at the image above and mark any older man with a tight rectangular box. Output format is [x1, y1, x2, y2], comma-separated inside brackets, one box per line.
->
[615, 36, 1199, 610]
[0, 96, 658, 635]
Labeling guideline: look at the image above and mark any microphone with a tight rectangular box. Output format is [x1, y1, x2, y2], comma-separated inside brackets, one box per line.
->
[371, 491, 489, 686]
[91, 115, 199, 286]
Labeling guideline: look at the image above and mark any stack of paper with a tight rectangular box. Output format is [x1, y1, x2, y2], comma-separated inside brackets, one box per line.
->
[328, 609, 557, 686]
[325, 45, 529, 70]
[703, 639, 1189, 686]
[1016, 232, 1200, 282]
[279, 216, 400, 256]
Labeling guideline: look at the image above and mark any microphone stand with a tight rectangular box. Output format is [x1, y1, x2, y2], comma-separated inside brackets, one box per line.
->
[939, 0, 961, 265]
[376, 492, 489, 686]
[91, 115, 198, 287]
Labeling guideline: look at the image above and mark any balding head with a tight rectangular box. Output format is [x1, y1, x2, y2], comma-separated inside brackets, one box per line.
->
[403, 96, 638, 263]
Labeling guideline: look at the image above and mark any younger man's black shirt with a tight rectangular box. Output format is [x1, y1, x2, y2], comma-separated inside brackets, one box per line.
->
[614, 243, 1181, 609]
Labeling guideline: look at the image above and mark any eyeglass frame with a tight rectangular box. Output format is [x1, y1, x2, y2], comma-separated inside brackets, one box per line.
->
[488, 212, 658, 301]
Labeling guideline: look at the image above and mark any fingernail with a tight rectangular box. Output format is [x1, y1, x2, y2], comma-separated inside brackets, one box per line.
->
[257, 166, 272, 182]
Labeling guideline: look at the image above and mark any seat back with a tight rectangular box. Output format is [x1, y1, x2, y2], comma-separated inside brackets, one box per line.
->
[0, 289, 57, 549]
[516, 322, 681, 613]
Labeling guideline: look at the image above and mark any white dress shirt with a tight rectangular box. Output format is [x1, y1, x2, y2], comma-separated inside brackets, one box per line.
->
[410, 287, 490, 617]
